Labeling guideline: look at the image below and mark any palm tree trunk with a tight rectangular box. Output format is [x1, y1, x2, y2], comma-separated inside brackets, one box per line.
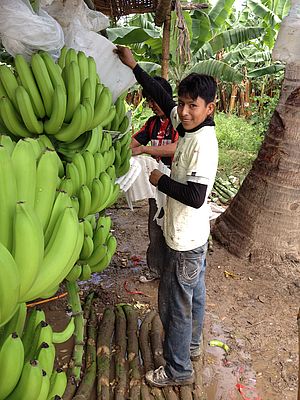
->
[212, 63, 300, 263]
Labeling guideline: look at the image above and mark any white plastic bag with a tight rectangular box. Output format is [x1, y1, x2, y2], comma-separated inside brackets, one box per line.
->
[42, 0, 136, 102]
[41, 0, 109, 32]
[272, 0, 300, 63]
[0, 0, 64, 60]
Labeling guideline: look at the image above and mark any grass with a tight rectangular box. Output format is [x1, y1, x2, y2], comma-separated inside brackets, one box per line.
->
[215, 112, 263, 178]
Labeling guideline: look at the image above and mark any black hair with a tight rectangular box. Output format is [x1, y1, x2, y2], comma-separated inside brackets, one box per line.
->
[142, 76, 173, 98]
[178, 73, 217, 104]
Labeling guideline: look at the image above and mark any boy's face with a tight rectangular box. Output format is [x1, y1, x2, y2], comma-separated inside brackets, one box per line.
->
[177, 95, 215, 130]
[147, 98, 165, 118]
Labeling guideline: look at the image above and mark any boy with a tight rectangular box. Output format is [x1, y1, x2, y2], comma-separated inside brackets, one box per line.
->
[115, 46, 218, 387]
[131, 76, 178, 279]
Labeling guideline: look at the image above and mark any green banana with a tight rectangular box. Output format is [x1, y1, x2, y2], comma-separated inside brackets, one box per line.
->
[36, 322, 53, 352]
[73, 152, 87, 187]
[13, 201, 44, 302]
[11, 139, 37, 206]
[0, 134, 15, 155]
[31, 53, 54, 117]
[38, 134, 55, 151]
[65, 48, 78, 67]
[90, 250, 110, 273]
[0, 96, 32, 138]
[6, 359, 43, 400]
[59, 177, 74, 197]
[71, 196, 80, 214]
[37, 369, 51, 400]
[24, 320, 44, 362]
[0, 147, 16, 250]
[110, 112, 120, 131]
[119, 114, 130, 134]
[66, 162, 80, 196]
[87, 56, 97, 107]
[82, 97, 94, 131]
[52, 317, 75, 344]
[37, 342, 56, 378]
[44, 85, 67, 135]
[14, 54, 45, 118]
[78, 184, 92, 218]
[24, 207, 81, 301]
[44, 190, 72, 246]
[93, 216, 111, 246]
[40, 51, 66, 92]
[79, 235, 94, 260]
[64, 61, 81, 123]
[54, 103, 87, 143]
[48, 369, 67, 399]
[83, 218, 93, 238]
[0, 64, 19, 110]
[77, 51, 89, 88]
[0, 303, 27, 345]
[106, 183, 120, 208]
[106, 165, 116, 182]
[0, 333, 25, 400]
[87, 243, 107, 267]
[22, 308, 46, 355]
[94, 151, 106, 178]
[24, 137, 42, 159]
[34, 149, 60, 232]
[107, 233, 117, 256]
[15, 85, 43, 134]
[98, 171, 113, 212]
[89, 178, 103, 214]
[95, 82, 104, 103]
[86, 214, 96, 230]
[65, 264, 82, 283]
[58, 46, 68, 69]
[102, 105, 117, 130]
[79, 263, 92, 281]
[90, 86, 112, 129]
[82, 150, 95, 189]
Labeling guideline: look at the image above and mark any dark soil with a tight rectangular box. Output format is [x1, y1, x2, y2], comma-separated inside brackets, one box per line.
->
[43, 197, 300, 400]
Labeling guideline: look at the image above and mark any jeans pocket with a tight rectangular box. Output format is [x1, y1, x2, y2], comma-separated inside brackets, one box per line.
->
[178, 254, 203, 285]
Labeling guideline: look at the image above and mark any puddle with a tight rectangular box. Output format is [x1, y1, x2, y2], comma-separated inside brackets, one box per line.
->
[203, 313, 261, 400]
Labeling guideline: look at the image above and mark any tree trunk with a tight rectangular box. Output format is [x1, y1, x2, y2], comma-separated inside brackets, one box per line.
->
[212, 63, 300, 263]
[161, 8, 171, 79]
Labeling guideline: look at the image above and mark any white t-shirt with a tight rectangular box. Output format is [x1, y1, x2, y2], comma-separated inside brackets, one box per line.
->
[162, 108, 218, 251]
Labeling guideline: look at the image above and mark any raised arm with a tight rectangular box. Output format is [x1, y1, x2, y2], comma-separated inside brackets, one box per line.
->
[115, 46, 176, 118]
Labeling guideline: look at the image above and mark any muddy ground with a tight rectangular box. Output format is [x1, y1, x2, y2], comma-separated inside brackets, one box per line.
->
[44, 197, 299, 400]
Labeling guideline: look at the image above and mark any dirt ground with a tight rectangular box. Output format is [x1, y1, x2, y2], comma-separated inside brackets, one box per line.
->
[44, 197, 299, 400]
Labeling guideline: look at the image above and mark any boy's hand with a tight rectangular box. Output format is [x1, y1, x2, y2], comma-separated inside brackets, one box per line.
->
[149, 169, 163, 186]
[132, 146, 145, 156]
[114, 45, 137, 69]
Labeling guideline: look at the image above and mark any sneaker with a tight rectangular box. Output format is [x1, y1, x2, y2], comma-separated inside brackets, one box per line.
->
[190, 353, 201, 361]
[145, 366, 194, 387]
[139, 272, 159, 283]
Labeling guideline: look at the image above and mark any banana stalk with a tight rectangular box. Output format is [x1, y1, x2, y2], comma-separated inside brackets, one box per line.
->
[123, 305, 141, 400]
[96, 307, 115, 400]
[65, 281, 85, 384]
[72, 304, 97, 400]
[114, 305, 127, 400]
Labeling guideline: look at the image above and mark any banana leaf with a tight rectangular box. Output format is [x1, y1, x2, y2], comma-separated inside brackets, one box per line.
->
[187, 59, 244, 83]
[248, 63, 285, 77]
[209, 27, 264, 53]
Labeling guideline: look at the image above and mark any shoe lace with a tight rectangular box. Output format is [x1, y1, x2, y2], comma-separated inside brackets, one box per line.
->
[154, 366, 168, 381]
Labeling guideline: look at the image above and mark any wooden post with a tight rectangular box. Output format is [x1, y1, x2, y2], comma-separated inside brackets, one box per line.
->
[161, 8, 171, 80]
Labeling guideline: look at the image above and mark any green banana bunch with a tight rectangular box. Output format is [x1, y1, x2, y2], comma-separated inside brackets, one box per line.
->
[5, 359, 43, 400]
[0, 333, 25, 400]
[114, 132, 132, 178]
[90, 233, 117, 273]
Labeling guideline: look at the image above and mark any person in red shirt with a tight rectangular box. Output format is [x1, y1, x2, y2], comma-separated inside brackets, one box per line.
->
[131, 77, 179, 280]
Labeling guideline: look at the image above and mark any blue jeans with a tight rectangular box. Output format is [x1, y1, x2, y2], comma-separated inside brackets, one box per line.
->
[158, 241, 208, 381]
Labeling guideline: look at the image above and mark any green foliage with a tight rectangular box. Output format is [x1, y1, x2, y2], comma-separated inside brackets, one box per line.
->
[130, 101, 153, 133]
[215, 112, 263, 176]
[248, 90, 280, 134]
